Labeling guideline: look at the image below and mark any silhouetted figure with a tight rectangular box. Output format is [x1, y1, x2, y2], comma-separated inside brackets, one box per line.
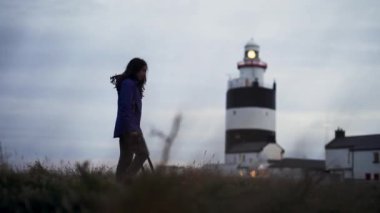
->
[110, 58, 149, 182]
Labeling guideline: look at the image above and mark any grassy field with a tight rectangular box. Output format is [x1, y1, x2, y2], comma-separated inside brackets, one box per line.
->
[1, 158, 380, 213]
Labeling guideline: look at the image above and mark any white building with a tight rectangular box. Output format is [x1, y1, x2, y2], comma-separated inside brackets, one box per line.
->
[325, 128, 380, 180]
[225, 38, 284, 170]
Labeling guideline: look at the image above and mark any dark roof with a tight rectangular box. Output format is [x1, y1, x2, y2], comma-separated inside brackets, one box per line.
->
[325, 134, 380, 151]
[227, 142, 284, 153]
[268, 158, 325, 170]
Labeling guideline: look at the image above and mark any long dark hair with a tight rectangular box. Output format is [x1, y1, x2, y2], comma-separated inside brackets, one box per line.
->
[110, 58, 147, 97]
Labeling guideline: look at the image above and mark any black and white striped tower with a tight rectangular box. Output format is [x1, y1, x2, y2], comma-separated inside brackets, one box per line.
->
[225, 38, 277, 160]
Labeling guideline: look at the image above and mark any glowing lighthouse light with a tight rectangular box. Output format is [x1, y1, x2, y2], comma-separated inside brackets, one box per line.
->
[247, 50, 256, 59]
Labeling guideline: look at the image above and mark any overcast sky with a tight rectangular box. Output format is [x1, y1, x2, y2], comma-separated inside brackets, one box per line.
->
[1, 0, 379, 167]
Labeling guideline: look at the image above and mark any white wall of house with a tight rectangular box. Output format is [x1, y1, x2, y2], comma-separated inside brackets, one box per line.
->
[353, 150, 380, 180]
[325, 148, 353, 178]
[326, 148, 380, 180]
[225, 152, 261, 165]
[325, 148, 352, 170]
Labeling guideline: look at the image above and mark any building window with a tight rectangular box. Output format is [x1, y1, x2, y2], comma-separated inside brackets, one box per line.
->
[374, 173, 379, 181]
[365, 173, 371, 180]
[374, 152, 379, 163]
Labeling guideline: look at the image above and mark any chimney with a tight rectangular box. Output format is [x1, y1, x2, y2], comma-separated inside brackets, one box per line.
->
[335, 127, 345, 139]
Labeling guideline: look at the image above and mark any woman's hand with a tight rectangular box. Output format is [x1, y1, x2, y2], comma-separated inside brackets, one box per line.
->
[129, 131, 141, 136]
[128, 131, 142, 140]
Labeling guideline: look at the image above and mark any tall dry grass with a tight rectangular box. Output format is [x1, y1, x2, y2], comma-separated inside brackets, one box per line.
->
[1, 148, 380, 213]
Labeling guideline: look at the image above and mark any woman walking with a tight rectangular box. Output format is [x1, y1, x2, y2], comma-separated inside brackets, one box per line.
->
[110, 58, 149, 182]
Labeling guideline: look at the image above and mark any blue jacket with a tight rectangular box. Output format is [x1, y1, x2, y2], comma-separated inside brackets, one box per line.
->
[113, 78, 142, 138]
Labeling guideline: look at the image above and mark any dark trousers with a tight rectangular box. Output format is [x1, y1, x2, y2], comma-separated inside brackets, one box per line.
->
[116, 133, 149, 181]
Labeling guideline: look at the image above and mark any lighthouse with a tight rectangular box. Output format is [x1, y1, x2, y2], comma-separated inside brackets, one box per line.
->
[225, 38, 284, 167]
